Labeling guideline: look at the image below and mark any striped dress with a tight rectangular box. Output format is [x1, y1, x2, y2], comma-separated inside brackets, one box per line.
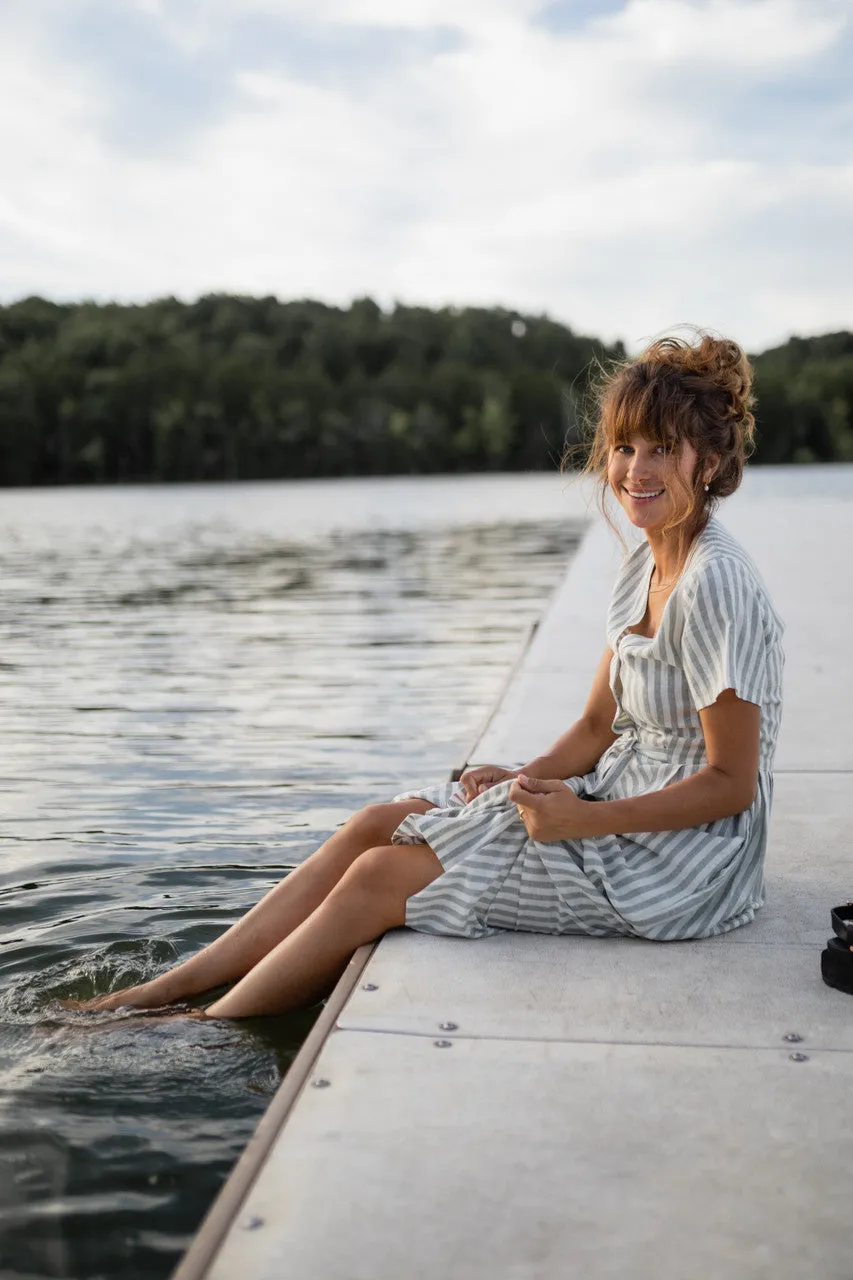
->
[391, 518, 785, 941]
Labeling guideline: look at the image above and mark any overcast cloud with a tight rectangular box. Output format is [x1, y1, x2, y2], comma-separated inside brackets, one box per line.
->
[1, 0, 850, 350]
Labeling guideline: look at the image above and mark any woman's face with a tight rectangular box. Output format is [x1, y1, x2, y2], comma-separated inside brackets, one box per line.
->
[607, 431, 700, 534]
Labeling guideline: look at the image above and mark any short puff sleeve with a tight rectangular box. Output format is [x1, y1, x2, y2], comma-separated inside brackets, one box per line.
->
[679, 558, 769, 711]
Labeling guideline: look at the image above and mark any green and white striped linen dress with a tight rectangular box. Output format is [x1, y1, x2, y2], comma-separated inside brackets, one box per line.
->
[392, 517, 785, 941]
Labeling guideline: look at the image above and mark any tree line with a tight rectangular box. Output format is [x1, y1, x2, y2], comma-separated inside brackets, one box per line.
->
[0, 294, 850, 486]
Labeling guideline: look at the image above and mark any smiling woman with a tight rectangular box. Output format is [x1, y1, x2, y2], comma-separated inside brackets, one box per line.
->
[74, 333, 785, 1020]
[591, 333, 756, 558]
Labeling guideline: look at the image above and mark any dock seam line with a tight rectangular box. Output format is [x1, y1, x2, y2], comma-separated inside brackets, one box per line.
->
[327, 1025, 853, 1054]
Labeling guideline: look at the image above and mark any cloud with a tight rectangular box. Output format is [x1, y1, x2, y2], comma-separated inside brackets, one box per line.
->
[0, 0, 851, 351]
[48, 1, 462, 155]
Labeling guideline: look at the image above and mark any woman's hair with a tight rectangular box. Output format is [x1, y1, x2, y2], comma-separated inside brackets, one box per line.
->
[581, 331, 756, 552]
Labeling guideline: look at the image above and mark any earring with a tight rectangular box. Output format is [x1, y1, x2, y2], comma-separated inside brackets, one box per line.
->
[704, 483, 710, 492]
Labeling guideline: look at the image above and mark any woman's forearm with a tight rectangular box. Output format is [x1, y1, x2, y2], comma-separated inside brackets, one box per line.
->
[575, 765, 756, 838]
[524, 717, 618, 782]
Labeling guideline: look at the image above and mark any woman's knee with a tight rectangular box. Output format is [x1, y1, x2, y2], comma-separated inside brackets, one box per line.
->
[341, 844, 399, 895]
[345, 799, 432, 846]
[342, 841, 443, 902]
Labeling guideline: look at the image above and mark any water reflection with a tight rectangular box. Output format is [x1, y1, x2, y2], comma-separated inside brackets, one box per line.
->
[0, 483, 582, 1280]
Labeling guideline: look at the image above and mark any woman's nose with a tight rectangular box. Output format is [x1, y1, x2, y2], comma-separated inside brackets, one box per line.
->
[627, 458, 655, 480]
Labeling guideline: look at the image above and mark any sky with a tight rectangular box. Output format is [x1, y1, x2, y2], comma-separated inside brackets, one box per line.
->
[0, 0, 851, 353]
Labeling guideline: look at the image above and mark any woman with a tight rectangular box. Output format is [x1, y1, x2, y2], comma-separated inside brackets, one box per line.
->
[80, 332, 784, 1019]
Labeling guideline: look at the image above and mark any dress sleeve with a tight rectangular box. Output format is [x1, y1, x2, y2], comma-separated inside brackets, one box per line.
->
[679, 558, 768, 710]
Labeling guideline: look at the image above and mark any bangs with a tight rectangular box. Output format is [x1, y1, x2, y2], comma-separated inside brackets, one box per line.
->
[601, 371, 690, 452]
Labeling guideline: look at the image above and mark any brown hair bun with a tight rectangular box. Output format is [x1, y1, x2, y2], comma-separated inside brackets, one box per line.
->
[638, 335, 755, 497]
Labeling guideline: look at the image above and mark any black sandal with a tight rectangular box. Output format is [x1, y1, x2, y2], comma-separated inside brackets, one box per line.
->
[822, 904, 853, 995]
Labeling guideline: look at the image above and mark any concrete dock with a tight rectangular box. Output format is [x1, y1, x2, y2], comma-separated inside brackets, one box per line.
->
[174, 480, 853, 1280]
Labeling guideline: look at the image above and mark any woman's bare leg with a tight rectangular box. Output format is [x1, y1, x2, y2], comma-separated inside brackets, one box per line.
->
[80, 800, 435, 1011]
[203, 841, 442, 1019]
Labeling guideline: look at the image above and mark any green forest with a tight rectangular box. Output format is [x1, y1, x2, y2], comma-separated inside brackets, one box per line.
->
[0, 294, 851, 486]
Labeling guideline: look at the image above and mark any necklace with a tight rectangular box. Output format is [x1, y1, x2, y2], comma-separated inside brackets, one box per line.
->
[648, 572, 679, 593]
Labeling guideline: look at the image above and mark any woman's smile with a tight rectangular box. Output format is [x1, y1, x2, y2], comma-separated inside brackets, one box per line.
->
[623, 486, 665, 503]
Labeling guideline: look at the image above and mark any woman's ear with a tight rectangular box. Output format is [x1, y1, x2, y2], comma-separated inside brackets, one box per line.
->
[703, 452, 721, 485]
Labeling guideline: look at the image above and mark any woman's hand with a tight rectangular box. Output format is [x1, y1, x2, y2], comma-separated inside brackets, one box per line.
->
[459, 765, 519, 803]
[509, 774, 593, 841]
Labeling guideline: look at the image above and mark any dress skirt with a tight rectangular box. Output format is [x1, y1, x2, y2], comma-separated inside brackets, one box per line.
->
[392, 778, 627, 939]
[391, 768, 767, 943]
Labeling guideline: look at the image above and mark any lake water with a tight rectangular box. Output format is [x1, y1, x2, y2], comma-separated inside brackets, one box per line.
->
[0, 474, 589, 1280]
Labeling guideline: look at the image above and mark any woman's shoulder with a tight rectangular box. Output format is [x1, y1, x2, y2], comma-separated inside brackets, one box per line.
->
[685, 519, 763, 585]
[682, 519, 783, 630]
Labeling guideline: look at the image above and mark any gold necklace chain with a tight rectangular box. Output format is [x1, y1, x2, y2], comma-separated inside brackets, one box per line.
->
[649, 572, 679, 593]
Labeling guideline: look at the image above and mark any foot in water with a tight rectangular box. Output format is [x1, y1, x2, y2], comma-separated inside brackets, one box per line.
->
[62, 989, 150, 1013]
[59, 997, 209, 1022]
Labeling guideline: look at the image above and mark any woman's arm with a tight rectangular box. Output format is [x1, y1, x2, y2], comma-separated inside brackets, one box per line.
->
[511, 689, 760, 841]
[522, 646, 619, 779]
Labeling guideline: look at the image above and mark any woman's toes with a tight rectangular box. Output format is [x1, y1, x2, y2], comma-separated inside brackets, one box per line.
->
[61, 990, 139, 1012]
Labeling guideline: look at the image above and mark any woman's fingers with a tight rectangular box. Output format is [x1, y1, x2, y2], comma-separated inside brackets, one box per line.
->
[459, 769, 481, 801]
[509, 779, 541, 806]
[460, 765, 513, 802]
[515, 773, 564, 794]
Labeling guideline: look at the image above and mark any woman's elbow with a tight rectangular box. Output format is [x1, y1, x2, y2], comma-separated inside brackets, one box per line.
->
[717, 770, 758, 817]
[582, 713, 618, 756]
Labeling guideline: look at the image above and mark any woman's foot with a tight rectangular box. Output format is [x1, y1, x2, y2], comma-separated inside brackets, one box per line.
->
[58, 998, 209, 1023]
[62, 982, 168, 1012]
